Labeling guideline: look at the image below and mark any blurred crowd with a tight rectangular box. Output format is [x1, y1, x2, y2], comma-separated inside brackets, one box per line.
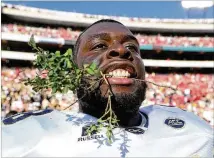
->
[2, 3, 214, 24]
[144, 73, 214, 127]
[136, 34, 213, 47]
[2, 24, 214, 47]
[1, 67, 213, 127]
[1, 67, 79, 118]
[1, 24, 80, 41]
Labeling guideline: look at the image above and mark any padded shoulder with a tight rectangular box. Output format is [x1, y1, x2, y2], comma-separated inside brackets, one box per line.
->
[2, 109, 96, 157]
[140, 105, 213, 138]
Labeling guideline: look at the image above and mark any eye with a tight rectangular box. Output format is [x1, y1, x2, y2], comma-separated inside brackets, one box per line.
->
[125, 44, 138, 52]
[92, 43, 107, 50]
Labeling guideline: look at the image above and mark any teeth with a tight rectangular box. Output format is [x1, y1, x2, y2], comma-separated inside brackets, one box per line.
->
[122, 70, 125, 76]
[113, 71, 117, 77]
[126, 71, 130, 77]
[108, 69, 131, 78]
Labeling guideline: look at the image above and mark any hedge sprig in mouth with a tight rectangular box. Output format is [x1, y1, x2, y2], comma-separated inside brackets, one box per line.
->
[102, 63, 137, 85]
[103, 63, 137, 79]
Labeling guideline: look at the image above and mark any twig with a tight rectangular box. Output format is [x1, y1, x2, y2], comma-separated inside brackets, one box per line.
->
[133, 78, 177, 91]
[100, 72, 114, 96]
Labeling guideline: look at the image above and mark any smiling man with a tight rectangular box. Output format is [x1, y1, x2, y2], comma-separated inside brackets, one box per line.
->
[75, 20, 147, 127]
[2, 19, 213, 157]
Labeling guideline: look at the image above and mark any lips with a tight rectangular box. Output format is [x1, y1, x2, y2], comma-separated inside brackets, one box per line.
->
[100, 62, 137, 85]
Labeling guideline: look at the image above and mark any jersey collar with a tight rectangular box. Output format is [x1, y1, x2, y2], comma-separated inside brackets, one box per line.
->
[137, 112, 148, 131]
[121, 112, 148, 131]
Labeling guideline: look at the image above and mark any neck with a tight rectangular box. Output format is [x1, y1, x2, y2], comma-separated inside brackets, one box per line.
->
[114, 110, 142, 127]
[79, 101, 141, 127]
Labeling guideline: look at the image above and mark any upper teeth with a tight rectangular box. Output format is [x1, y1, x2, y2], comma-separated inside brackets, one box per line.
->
[108, 69, 130, 78]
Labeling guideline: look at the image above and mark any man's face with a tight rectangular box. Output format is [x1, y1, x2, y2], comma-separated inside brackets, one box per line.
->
[76, 22, 145, 97]
[76, 22, 146, 116]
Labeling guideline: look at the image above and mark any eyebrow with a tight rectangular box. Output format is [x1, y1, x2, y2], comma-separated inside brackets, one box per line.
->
[86, 33, 111, 43]
[120, 35, 139, 46]
[85, 32, 139, 47]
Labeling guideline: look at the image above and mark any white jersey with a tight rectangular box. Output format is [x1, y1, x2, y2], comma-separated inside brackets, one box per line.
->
[2, 105, 213, 157]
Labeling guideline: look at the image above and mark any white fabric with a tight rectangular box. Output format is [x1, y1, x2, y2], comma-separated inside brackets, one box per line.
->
[2, 105, 213, 157]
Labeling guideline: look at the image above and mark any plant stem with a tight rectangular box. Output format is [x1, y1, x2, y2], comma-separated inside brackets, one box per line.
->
[133, 78, 177, 91]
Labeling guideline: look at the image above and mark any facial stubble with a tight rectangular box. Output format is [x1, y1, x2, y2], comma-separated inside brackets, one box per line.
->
[77, 78, 147, 126]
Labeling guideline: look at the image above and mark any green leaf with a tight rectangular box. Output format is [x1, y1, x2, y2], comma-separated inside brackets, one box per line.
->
[75, 69, 81, 74]
[89, 62, 97, 71]
[64, 48, 72, 57]
[52, 87, 57, 93]
[94, 70, 101, 77]
[86, 68, 95, 75]
[91, 125, 97, 131]
[37, 56, 41, 63]
[28, 35, 36, 48]
[66, 59, 72, 68]
[55, 51, 60, 57]
[97, 119, 104, 124]
[69, 84, 75, 91]
[63, 86, 69, 93]
[106, 131, 111, 140]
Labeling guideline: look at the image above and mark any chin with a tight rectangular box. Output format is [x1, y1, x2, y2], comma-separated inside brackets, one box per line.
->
[77, 79, 147, 118]
[100, 83, 138, 98]
[112, 85, 138, 94]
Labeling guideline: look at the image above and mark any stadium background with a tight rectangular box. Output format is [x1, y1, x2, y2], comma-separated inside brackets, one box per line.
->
[1, 2, 214, 127]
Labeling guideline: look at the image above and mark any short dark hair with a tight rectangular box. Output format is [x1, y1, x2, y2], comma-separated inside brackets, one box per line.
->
[73, 19, 125, 62]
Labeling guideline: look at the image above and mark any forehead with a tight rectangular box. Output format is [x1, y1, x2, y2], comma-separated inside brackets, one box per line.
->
[82, 22, 133, 40]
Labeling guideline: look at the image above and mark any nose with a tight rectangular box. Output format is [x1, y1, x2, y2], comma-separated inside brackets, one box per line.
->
[106, 43, 133, 61]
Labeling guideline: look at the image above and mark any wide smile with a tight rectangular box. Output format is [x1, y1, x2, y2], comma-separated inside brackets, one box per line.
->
[101, 62, 137, 85]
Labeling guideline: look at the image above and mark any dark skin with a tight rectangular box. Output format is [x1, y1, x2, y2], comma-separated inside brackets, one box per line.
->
[76, 22, 146, 127]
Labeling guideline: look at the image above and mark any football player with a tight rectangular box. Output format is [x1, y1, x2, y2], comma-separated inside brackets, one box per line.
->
[2, 19, 213, 157]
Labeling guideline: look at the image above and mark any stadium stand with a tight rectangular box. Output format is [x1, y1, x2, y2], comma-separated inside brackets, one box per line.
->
[2, 24, 214, 47]
[1, 3, 214, 127]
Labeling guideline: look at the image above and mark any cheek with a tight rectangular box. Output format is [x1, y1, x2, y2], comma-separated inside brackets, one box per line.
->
[135, 57, 145, 79]
[77, 52, 100, 68]
[77, 52, 105, 67]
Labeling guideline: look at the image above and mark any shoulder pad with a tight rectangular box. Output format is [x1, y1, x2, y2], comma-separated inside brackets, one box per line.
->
[140, 105, 213, 137]
[2, 109, 96, 157]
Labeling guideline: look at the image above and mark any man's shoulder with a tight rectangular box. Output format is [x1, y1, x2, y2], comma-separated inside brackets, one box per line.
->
[2, 109, 96, 157]
[140, 105, 213, 137]
[3, 109, 69, 127]
[140, 104, 189, 116]
[2, 109, 95, 130]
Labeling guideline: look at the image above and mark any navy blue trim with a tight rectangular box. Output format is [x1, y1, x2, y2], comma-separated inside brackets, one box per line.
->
[139, 111, 149, 128]
[3, 109, 53, 125]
